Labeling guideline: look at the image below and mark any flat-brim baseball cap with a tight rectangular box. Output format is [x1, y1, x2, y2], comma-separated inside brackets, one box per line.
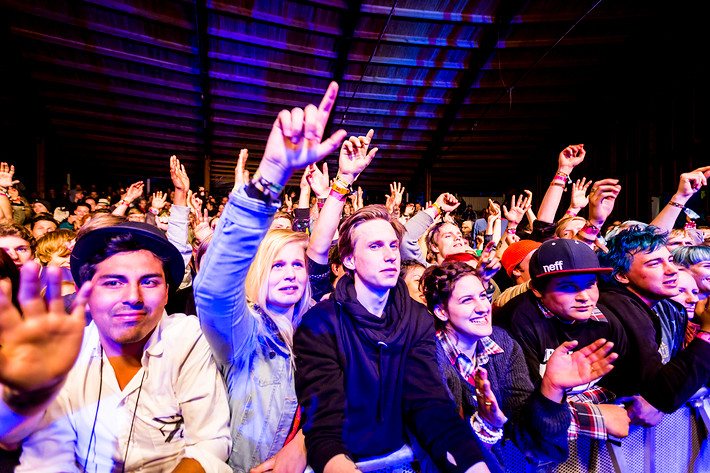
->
[529, 238, 612, 279]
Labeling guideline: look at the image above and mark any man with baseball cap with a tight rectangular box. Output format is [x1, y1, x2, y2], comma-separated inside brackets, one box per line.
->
[15, 221, 231, 473]
[495, 239, 632, 443]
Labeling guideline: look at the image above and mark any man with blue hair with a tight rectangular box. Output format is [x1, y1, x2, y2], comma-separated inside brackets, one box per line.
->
[598, 225, 710, 425]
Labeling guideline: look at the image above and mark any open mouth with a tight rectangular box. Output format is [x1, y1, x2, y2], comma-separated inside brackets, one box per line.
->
[279, 286, 299, 293]
[469, 315, 489, 325]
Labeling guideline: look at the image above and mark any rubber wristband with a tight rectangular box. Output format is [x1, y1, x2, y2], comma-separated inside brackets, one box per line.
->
[329, 188, 348, 202]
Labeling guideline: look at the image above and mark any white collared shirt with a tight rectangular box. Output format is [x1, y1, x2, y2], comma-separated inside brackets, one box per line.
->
[17, 313, 231, 473]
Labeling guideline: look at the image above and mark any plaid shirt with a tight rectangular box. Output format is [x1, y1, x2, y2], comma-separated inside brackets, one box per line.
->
[536, 300, 614, 440]
[436, 330, 504, 387]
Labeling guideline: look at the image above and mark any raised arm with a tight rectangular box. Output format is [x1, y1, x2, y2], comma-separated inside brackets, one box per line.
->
[112, 181, 144, 216]
[650, 166, 710, 232]
[306, 129, 377, 265]
[194, 82, 347, 365]
[0, 162, 19, 222]
[537, 144, 586, 223]
[167, 156, 193, 266]
[573, 178, 621, 249]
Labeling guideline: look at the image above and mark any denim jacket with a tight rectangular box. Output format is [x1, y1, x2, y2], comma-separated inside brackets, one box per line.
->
[194, 187, 298, 473]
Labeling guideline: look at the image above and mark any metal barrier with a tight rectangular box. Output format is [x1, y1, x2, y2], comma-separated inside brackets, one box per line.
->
[499, 392, 710, 473]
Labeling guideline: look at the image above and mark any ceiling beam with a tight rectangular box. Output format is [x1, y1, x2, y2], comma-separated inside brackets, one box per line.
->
[414, 0, 532, 185]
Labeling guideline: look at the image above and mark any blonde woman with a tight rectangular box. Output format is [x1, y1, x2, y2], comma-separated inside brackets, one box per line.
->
[193, 83, 350, 473]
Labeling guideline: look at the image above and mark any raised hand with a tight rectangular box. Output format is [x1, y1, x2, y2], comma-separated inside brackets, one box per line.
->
[191, 208, 213, 245]
[233, 148, 250, 192]
[587, 178, 621, 227]
[1, 263, 92, 411]
[502, 191, 532, 227]
[569, 178, 592, 212]
[385, 182, 404, 214]
[170, 155, 190, 193]
[338, 129, 378, 186]
[540, 339, 617, 403]
[189, 190, 203, 217]
[435, 193, 460, 213]
[0, 162, 19, 189]
[474, 367, 508, 428]
[476, 241, 501, 287]
[259, 82, 347, 186]
[151, 191, 167, 211]
[675, 166, 710, 200]
[169, 155, 190, 207]
[558, 144, 586, 172]
[123, 181, 144, 203]
[306, 163, 330, 199]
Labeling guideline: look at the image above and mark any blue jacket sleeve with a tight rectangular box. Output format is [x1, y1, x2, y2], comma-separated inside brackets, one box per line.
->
[193, 187, 279, 365]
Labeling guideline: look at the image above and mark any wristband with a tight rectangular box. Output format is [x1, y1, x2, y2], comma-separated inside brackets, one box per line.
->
[565, 209, 578, 217]
[331, 181, 351, 197]
[669, 200, 701, 220]
[506, 227, 517, 235]
[317, 197, 326, 209]
[580, 222, 601, 236]
[252, 170, 285, 198]
[554, 170, 571, 184]
[333, 174, 354, 192]
[550, 181, 567, 191]
[0, 191, 7, 198]
[329, 188, 348, 202]
[148, 207, 159, 215]
[118, 199, 131, 206]
[430, 203, 443, 218]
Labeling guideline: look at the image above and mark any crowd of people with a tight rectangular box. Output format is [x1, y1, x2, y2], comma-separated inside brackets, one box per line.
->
[1, 82, 710, 473]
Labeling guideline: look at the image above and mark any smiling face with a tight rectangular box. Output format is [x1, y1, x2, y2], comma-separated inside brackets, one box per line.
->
[433, 223, 465, 262]
[89, 249, 168, 356]
[689, 260, 710, 297]
[533, 273, 600, 322]
[344, 219, 401, 294]
[671, 270, 700, 318]
[436, 275, 492, 344]
[617, 246, 678, 306]
[265, 241, 308, 317]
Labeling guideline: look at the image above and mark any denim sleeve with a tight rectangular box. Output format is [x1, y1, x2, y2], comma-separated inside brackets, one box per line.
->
[193, 187, 279, 365]
[401, 210, 433, 265]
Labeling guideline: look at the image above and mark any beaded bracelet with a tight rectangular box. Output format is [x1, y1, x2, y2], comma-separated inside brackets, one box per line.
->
[471, 412, 503, 445]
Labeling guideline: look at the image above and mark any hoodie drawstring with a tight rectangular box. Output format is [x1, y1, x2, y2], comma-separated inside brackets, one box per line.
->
[377, 340, 388, 423]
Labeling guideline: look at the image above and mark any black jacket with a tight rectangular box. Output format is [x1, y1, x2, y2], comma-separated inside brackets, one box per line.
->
[294, 276, 485, 473]
[598, 286, 710, 412]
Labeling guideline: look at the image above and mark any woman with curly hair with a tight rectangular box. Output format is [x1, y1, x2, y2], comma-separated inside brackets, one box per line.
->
[420, 261, 616, 470]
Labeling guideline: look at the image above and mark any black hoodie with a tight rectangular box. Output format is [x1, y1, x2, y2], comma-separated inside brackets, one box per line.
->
[294, 276, 485, 473]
